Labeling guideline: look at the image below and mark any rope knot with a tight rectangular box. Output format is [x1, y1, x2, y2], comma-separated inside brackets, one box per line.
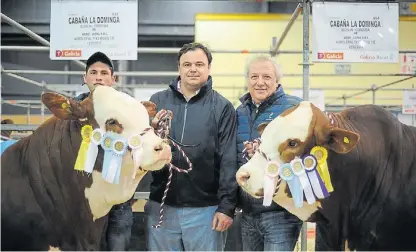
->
[242, 138, 262, 161]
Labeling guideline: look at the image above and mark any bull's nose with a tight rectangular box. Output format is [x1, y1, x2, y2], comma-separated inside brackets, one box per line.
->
[255, 188, 264, 197]
[236, 171, 250, 186]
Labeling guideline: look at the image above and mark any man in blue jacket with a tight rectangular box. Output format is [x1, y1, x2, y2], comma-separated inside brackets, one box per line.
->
[74, 51, 133, 251]
[236, 55, 303, 251]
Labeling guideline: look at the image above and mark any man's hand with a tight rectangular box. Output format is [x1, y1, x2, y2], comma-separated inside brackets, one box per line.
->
[212, 212, 233, 232]
[243, 141, 260, 158]
[151, 109, 173, 130]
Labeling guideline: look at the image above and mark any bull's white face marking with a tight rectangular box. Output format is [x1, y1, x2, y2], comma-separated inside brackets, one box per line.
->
[237, 101, 314, 196]
[236, 101, 318, 220]
[85, 86, 171, 221]
[92, 86, 171, 171]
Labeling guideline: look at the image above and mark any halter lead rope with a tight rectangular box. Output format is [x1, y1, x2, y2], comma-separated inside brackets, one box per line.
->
[242, 138, 282, 194]
[242, 138, 262, 161]
[152, 113, 193, 229]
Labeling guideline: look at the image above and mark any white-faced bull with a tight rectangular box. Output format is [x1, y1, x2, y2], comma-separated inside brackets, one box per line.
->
[1, 86, 172, 251]
[236, 101, 416, 250]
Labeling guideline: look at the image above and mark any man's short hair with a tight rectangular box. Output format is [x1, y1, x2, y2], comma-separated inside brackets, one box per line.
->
[177, 42, 213, 65]
[86, 51, 114, 74]
[245, 55, 283, 82]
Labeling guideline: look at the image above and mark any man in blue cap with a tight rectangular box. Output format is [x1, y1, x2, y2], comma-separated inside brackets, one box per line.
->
[74, 52, 133, 251]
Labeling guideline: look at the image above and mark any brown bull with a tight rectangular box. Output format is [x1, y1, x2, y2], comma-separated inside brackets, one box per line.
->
[237, 101, 416, 250]
[1, 86, 172, 250]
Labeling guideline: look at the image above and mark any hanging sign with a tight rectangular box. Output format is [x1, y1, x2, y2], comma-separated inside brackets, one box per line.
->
[400, 54, 416, 74]
[312, 2, 399, 63]
[291, 89, 326, 111]
[49, 0, 138, 60]
[402, 90, 416, 115]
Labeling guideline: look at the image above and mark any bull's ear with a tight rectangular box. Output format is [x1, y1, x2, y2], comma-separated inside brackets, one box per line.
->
[316, 126, 360, 154]
[257, 122, 269, 136]
[141, 101, 157, 117]
[42, 92, 87, 120]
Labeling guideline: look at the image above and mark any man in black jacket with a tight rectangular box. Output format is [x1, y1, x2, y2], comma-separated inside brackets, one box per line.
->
[74, 51, 134, 251]
[145, 43, 238, 251]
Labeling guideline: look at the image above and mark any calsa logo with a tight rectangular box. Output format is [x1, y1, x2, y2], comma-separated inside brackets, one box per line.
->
[317, 52, 344, 60]
[55, 50, 82, 57]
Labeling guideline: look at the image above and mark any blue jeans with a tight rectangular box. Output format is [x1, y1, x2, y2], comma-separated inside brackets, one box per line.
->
[145, 200, 227, 251]
[106, 200, 134, 250]
[241, 211, 302, 251]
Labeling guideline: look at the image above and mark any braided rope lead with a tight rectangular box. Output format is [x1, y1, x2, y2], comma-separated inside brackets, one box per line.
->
[152, 115, 193, 229]
[242, 138, 262, 161]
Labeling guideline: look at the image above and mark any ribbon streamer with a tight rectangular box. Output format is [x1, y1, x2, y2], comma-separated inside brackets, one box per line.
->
[290, 157, 316, 205]
[84, 128, 104, 173]
[101, 132, 128, 184]
[101, 133, 115, 183]
[109, 139, 128, 184]
[128, 134, 144, 179]
[311, 146, 334, 193]
[263, 161, 280, 206]
[74, 125, 93, 171]
[279, 163, 303, 208]
[303, 155, 329, 199]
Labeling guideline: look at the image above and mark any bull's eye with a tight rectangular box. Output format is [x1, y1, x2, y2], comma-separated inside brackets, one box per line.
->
[105, 118, 124, 133]
[288, 140, 298, 148]
[106, 118, 117, 125]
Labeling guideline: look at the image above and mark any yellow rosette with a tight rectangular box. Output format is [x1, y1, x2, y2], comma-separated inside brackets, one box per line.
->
[74, 125, 93, 171]
[310, 146, 334, 192]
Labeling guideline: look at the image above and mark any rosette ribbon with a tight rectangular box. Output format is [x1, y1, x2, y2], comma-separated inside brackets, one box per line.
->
[74, 125, 93, 171]
[101, 132, 128, 184]
[84, 128, 105, 173]
[279, 163, 304, 208]
[302, 154, 329, 199]
[290, 157, 315, 205]
[128, 134, 144, 179]
[310, 146, 334, 193]
[263, 161, 280, 206]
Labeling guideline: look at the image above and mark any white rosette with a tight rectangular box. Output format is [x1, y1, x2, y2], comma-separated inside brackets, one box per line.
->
[263, 161, 280, 207]
[84, 128, 105, 173]
[128, 134, 144, 179]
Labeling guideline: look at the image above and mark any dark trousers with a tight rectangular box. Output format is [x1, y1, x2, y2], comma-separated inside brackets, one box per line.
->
[106, 200, 134, 251]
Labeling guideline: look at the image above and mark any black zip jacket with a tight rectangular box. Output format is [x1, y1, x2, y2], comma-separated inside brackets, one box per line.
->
[148, 76, 238, 218]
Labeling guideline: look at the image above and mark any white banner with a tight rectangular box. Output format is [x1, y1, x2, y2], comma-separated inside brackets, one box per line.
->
[400, 53, 416, 74]
[312, 2, 399, 63]
[402, 90, 416, 115]
[290, 89, 326, 111]
[50, 0, 138, 60]
[134, 88, 166, 102]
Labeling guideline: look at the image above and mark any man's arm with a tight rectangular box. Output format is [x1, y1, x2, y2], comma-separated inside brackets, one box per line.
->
[216, 101, 238, 218]
[236, 111, 246, 169]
